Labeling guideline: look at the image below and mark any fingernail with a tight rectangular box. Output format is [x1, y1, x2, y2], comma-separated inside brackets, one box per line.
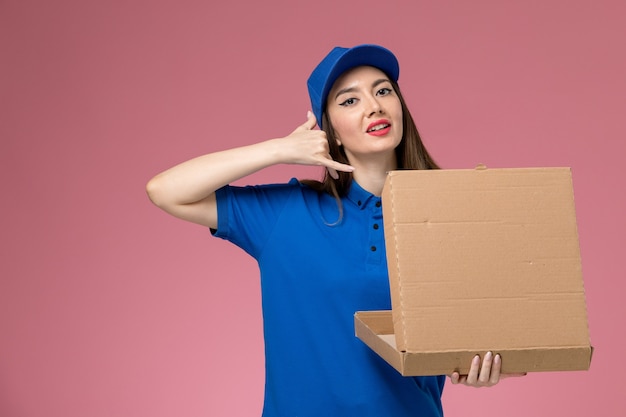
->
[473, 355, 480, 365]
[485, 351, 493, 360]
[307, 110, 312, 118]
[494, 354, 501, 364]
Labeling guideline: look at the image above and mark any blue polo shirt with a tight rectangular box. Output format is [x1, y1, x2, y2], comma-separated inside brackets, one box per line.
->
[214, 178, 445, 416]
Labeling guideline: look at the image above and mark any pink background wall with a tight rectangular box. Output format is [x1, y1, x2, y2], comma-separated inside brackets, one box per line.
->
[1, 0, 625, 416]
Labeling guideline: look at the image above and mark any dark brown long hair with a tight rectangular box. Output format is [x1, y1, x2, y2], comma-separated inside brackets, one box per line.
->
[302, 79, 439, 203]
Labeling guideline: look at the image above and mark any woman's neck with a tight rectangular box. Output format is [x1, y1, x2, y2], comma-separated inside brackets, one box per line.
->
[349, 154, 397, 196]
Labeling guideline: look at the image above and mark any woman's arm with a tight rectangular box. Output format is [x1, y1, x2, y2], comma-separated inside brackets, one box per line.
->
[146, 112, 353, 229]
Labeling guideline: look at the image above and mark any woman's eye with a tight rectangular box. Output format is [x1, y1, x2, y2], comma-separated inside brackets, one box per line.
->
[377, 87, 392, 96]
[339, 98, 357, 106]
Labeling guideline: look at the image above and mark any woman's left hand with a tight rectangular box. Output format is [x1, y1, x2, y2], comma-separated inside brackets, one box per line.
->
[449, 352, 527, 387]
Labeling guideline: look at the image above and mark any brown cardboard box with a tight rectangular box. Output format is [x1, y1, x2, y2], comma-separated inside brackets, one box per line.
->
[355, 167, 593, 376]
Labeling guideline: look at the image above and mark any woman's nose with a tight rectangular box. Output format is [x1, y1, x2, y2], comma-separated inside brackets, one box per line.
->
[366, 97, 383, 117]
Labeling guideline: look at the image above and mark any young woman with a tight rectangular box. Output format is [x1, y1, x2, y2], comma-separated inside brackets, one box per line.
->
[147, 44, 513, 416]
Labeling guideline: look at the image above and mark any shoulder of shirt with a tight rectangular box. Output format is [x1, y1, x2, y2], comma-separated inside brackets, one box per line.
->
[249, 178, 314, 189]
[226, 178, 317, 192]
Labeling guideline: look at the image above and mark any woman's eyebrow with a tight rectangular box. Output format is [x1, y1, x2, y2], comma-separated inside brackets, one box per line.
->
[334, 78, 391, 100]
[334, 86, 358, 100]
[371, 78, 390, 88]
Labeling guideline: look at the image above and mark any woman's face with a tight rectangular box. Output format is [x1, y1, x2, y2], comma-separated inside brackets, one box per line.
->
[326, 66, 403, 165]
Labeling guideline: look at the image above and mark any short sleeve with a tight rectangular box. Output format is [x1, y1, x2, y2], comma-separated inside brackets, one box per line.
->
[212, 179, 302, 258]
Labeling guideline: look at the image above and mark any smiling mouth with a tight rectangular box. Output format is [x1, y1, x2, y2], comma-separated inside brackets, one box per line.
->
[367, 123, 390, 132]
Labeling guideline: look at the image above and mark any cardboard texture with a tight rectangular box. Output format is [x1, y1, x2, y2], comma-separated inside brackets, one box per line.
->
[354, 167, 592, 376]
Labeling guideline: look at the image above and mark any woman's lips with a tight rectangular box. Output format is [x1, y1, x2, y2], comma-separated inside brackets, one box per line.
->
[367, 119, 391, 136]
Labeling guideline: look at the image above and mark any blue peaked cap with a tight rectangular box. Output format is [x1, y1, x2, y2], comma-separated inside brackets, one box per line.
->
[307, 44, 400, 129]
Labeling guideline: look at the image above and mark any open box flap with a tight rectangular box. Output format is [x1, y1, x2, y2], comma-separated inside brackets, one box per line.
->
[381, 168, 591, 354]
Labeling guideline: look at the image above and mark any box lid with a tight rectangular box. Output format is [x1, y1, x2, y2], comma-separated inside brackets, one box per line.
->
[381, 167, 590, 354]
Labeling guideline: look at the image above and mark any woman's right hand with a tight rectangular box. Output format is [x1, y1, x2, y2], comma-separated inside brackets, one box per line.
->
[277, 111, 354, 179]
